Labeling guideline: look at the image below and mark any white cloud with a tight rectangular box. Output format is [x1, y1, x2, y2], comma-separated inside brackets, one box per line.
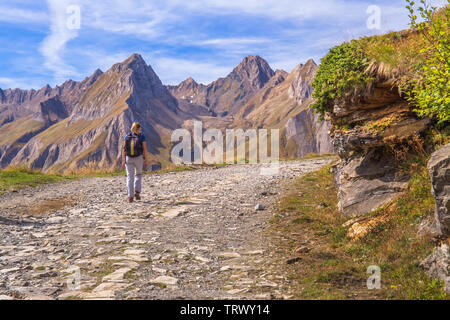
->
[168, 0, 363, 21]
[196, 37, 271, 46]
[39, 0, 81, 83]
[0, 77, 44, 90]
[79, 0, 178, 40]
[0, 5, 48, 24]
[149, 57, 233, 85]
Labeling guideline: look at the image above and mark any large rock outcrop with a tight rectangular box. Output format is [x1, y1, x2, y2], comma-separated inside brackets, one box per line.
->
[420, 243, 450, 293]
[428, 143, 450, 236]
[329, 82, 431, 216]
[420, 143, 450, 293]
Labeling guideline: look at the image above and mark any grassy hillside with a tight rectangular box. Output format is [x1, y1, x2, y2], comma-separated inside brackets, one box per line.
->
[0, 167, 74, 195]
[0, 116, 45, 146]
[267, 160, 448, 299]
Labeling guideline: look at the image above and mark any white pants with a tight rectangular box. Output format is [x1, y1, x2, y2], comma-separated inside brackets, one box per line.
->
[125, 155, 143, 197]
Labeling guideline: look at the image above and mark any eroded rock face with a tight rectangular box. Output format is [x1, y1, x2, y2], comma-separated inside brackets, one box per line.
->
[167, 55, 275, 117]
[420, 244, 450, 293]
[428, 143, 450, 236]
[333, 150, 409, 216]
[328, 83, 431, 216]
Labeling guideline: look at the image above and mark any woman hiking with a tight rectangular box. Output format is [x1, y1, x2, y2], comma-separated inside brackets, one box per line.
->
[122, 122, 149, 203]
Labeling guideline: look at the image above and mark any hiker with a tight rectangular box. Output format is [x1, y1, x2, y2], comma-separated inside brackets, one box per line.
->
[122, 122, 149, 203]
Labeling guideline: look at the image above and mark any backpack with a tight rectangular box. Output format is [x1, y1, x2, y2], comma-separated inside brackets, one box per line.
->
[124, 133, 143, 157]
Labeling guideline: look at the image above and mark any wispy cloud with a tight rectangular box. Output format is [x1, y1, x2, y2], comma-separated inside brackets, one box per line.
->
[0, 77, 44, 90]
[0, 5, 48, 24]
[39, 0, 81, 83]
[1, 0, 448, 89]
[149, 57, 233, 85]
[195, 37, 270, 46]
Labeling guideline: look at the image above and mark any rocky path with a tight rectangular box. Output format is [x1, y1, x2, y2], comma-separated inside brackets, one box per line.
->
[0, 159, 331, 300]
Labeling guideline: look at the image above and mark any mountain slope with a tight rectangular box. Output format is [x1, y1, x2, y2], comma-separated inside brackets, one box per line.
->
[1, 54, 333, 171]
[232, 59, 333, 158]
[11, 54, 194, 171]
[0, 70, 103, 167]
[168, 55, 275, 117]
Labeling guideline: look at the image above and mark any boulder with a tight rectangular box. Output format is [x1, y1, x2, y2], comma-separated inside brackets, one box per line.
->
[333, 149, 409, 216]
[420, 244, 450, 293]
[428, 143, 450, 236]
[328, 81, 432, 216]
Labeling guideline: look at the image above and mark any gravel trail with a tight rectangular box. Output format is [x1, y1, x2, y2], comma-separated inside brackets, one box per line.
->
[0, 159, 331, 300]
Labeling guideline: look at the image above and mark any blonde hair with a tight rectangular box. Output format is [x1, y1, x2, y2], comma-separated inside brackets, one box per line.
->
[130, 122, 141, 134]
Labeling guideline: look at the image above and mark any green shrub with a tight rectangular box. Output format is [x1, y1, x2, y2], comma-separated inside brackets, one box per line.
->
[405, 1, 450, 123]
[311, 41, 373, 118]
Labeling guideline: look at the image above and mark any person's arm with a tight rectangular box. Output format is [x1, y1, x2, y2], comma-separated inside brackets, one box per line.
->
[142, 141, 149, 169]
[122, 140, 126, 168]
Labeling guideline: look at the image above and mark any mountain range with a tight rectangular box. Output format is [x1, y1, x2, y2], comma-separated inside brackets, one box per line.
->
[0, 53, 332, 172]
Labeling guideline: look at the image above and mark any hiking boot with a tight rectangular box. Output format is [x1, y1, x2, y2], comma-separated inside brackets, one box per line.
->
[134, 192, 141, 201]
[127, 197, 134, 203]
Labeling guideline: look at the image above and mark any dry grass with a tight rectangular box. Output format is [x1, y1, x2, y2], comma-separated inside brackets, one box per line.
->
[362, 29, 423, 85]
[0, 117, 45, 145]
[263, 163, 448, 300]
[17, 197, 77, 217]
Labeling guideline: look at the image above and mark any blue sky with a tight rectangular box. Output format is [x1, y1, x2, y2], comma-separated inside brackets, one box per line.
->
[0, 0, 447, 89]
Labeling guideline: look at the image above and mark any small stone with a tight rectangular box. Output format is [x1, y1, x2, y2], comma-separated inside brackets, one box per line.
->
[226, 288, 246, 295]
[152, 267, 167, 274]
[317, 202, 328, 209]
[123, 249, 146, 256]
[254, 204, 265, 211]
[47, 217, 65, 224]
[0, 267, 20, 274]
[286, 257, 301, 264]
[130, 240, 147, 245]
[294, 246, 310, 254]
[150, 276, 178, 286]
[195, 256, 210, 263]
[219, 252, 241, 259]
[242, 250, 263, 256]
[31, 232, 47, 238]
[69, 208, 86, 215]
[151, 254, 162, 261]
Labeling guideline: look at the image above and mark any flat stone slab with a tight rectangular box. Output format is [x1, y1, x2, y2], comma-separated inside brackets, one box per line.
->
[102, 267, 132, 282]
[149, 276, 179, 286]
[219, 252, 241, 259]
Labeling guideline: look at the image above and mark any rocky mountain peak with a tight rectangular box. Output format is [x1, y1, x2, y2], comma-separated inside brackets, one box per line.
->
[288, 59, 318, 103]
[230, 55, 275, 89]
[304, 58, 317, 67]
[179, 76, 199, 89]
[110, 53, 148, 75]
